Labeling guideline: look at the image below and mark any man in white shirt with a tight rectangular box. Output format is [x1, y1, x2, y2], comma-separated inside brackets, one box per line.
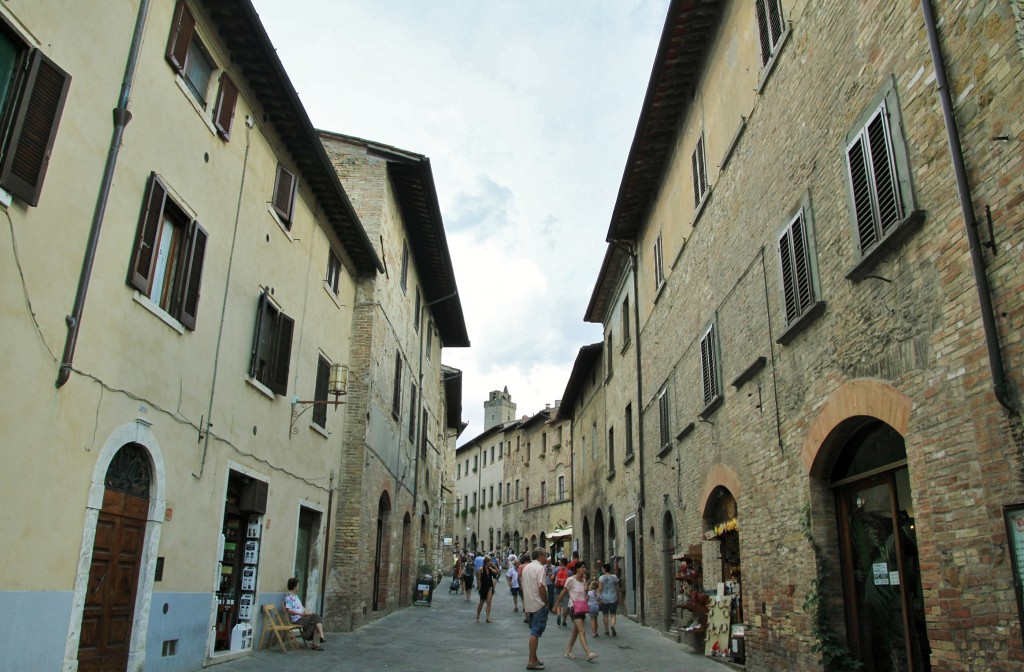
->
[506, 558, 521, 612]
[520, 547, 550, 670]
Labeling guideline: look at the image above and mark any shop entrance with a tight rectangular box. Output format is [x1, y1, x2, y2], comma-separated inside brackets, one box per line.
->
[215, 471, 267, 652]
[702, 486, 743, 663]
[831, 421, 930, 672]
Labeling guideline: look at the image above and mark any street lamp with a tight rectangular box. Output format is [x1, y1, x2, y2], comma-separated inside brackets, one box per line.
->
[289, 363, 348, 435]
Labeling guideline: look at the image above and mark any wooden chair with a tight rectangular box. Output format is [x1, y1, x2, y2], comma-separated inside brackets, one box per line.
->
[258, 604, 305, 652]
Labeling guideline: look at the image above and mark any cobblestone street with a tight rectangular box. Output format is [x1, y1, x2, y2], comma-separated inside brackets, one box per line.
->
[216, 585, 729, 672]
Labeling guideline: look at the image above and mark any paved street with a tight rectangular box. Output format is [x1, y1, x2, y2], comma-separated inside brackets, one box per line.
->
[218, 584, 729, 672]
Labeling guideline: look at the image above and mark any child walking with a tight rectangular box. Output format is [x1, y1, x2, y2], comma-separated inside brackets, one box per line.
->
[587, 580, 600, 637]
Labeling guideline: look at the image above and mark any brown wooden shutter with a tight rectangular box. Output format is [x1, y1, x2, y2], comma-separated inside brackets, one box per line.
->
[272, 164, 295, 222]
[313, 358, 330, 428]
[166, 1, 195, 73]
[128, 174, 167, 293]
[250, 291, 270, 378]
[213, 73, 238, 140]
[177, 220, 207, 331]
[0, 49, 71, 207]
[271, 313, 294, 396]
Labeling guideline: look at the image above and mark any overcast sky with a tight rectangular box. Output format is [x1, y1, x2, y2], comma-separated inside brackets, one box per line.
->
[250, 0, 670, 439]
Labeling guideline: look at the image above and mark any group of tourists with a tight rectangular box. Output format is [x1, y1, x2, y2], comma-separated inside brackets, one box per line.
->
[454, 547, 621, 669]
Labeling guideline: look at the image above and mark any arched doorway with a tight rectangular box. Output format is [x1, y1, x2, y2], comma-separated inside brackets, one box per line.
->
[593, 509, 605, 563]
[78, 444, 151, 672]
[400, 512, 412, 607]
[662, 511, 676, 630]
[831, 420, 929, 672]
[539, 532, 547, 555]
[372, 492, 392, 611]
[470, 532, 477, 552]
[702, 486, 742, 631]
[582, 516, 591, 563]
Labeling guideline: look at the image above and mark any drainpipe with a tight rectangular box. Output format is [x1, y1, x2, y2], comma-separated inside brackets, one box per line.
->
[611, 239, 646, 623]
[921, 0, 1016, 414]
[56, 0, 152, 388]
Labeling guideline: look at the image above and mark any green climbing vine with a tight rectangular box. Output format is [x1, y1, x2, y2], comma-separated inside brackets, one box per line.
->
[801, 503, 861, 672]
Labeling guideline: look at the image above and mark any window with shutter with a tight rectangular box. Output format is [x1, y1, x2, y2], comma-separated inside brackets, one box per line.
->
[213, 73, 238, 140]
[127, 173, 207, 330]
[165, 1, 214, 106]
[326, 248, 341, 295]
[846, 102, 904, 255]
[409, 384, 417, 441]
[700, 324, 720, 406]
[312, 356, 330, 429]
[249, 289, 293, 395]
[272, 163, 296, 225]
[778, 208, 817, 325]
[400, 241, 409, 293]
[421, 409, 428, 458]
[654, 233, 665, 289]
[0, 27, 71, 207]
[658, 391, 670, 451]
[756, 0, 785, 67]
[625, 404, 634, 457]
[391, 350, 403, 420]
[692, 133, 708, 207]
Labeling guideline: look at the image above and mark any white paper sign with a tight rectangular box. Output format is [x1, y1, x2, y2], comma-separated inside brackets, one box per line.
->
[872, 562, 889, 585]
[889, 570, 900, 585]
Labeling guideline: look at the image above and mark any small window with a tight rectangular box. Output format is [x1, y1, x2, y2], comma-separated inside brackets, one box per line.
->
[408, 383, 417, 441]
[624, 404, 634, 457]
[0, 24, 71, 207]
[658, 391, 670, 452]
[326, 248, 341, 295]
[525, 487, 530, 508]
[621, 297, 630, 345]
[312, 355, 330, 429]
[608, 427, 615, 469]
[654, 233, 665, 289]
[249, 289, 294, 395]
[700, 323, 721, 406]
[482, 448, 487, 467]
[426, 322, 433, 360]
[515, 479, 520, 500]
[778, 207, 818, 324]
[128, 173, 208, 330]
[391, 350, 403, 420]
[558, 475, 565, 501]
[692, 132, 708, 207]
[845, 100, 905, 256]
[606, 332, 614, 377]
[400, 241, 409, 293]
[415, 289, 421, 332]
[272, 163, 297, 225]
[457, 464, 461, 479]
[540, 481, 547, 505]
[755, 0, 785, 67]
[421, 409, 428, 458]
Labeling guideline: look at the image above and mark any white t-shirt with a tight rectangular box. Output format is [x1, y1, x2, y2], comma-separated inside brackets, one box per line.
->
[507, 565, 520, 589]
[520, 560, 547, 613]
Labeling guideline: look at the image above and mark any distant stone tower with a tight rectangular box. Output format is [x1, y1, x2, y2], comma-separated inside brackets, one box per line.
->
[483, 387, 516, 430]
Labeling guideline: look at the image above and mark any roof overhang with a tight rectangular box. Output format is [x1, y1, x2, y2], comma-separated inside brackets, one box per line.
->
[442, 365, 464, 431]
[556, 343, 603, 420]
[584, 244, 631, 323]
[606, 0, 725, 243]
[201, 1, 382, 275]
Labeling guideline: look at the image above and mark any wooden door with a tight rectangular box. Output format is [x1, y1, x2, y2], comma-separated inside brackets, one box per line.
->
[78, 489, 147, 672]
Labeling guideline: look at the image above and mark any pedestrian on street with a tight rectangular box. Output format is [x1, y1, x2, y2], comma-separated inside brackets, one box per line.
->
[520, 547, 550, 670]
[476, 555, 499, 622]
[598, 562, 621, 637]
[284, 577, 326, 650]
[555, 562, 598, 661]
[553, 557, 570, 626]
[587, 579, 601, 637]
[507, 557, 521, 612]
[462, 551, 475, 599]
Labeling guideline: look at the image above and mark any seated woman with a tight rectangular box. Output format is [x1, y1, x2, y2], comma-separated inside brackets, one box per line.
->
[284, 577, 326, 650]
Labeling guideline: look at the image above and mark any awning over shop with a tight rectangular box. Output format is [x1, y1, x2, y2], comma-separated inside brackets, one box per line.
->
[548, 527, 573, 542]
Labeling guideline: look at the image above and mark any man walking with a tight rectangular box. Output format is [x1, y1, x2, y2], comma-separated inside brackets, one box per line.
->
[521, 547, 550, 670]
[507, 557, 522, 612]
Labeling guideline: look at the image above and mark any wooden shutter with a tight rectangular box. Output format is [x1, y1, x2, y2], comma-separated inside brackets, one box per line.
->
[0, 49, 71, 207]
[658, 393, 669, 449]
[312, 358, 330, 428]
[177, 220, 207, 330]
[865, 106, 902, 235]
[846, 133, 877, 253]
[165, 0, 195, 73]
[128, 174, 167, 293]
[272, 164, 295, 222]
[250, 291, 270, 378]
[700, 326, 718, 405]
[213, 73, 238, 140]
[270, 312, 294, 396]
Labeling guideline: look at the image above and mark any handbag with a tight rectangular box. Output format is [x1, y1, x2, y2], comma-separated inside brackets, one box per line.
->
[572, 599, 589, 616]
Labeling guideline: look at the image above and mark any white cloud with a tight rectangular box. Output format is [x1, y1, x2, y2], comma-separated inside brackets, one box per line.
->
[251, 0, 669, 435]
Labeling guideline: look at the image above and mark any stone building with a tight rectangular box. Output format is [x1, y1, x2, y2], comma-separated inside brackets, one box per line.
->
[578, 0, 1024, 671]
[318, 131, 469, 629]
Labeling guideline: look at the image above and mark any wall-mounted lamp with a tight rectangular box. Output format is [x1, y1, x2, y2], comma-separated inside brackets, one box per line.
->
[289, 363, 348, 435]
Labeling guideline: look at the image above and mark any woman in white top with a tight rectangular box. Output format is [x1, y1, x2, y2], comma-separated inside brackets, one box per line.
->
[555, 562, 598, 661]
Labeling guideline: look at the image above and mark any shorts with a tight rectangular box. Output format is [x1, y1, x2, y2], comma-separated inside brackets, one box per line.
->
[462, 575, 474, 588]
[599, 602, 618, 615]
[528, 605, 549, 637]
[510, 586, 521, 596]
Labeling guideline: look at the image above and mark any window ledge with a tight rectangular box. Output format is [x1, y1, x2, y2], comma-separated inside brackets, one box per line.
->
[246, 376, 275, 400]
[310, 422, 329, 438]
[269, 204, 294, 241]
[676, 422, 695, 442]
[653, 278, 669, 305]
[756, 25, 791, 93]
[845, 210, 926, 282]
[620, 338, 631, 354]
[605, 370, 614, 384]
[132, 292, 185, 334]
[323, 282, 344, 308]
[731, 357, 767, 389]
[606, 470, 616, 482]
[699, 394, 724, 420]
[657, 443, 673, 460]
[719, 117, 747, 172]
[623, 451, 635, 466]
[174, 74, 217, 137]
[692, 186, 713, 230]
[777, 301, 826, 345]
